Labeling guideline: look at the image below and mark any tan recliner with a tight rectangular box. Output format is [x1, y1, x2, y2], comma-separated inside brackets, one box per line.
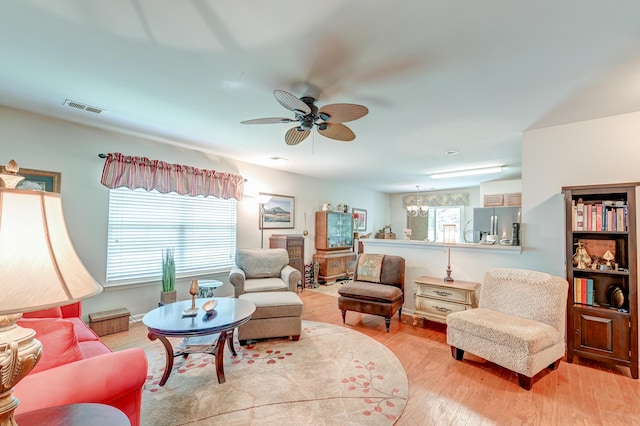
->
[229, 248, 301, 297]
[337, 254, 405, 332]
[446, 268, 568, 390]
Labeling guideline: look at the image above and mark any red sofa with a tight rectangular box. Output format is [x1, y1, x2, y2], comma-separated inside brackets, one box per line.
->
[13, 303, 147, 426]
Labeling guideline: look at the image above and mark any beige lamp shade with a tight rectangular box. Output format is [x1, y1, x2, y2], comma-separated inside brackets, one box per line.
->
[0, 188, 103, 315]
[443, 224, 456, 245]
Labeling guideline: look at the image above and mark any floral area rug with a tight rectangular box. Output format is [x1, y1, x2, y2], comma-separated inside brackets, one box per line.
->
[142, 320, 408, 425]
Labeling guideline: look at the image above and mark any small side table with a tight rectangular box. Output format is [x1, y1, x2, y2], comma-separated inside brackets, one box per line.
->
[413, 276, 480, 325]
[14, 403, 130, 426]
[197, 279, 224, 298]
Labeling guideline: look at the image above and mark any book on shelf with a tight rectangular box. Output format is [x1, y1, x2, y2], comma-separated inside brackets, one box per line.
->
[573, 277, 595, 306]
[574, 278, 581, 304]
[587, 278, 594, 305]
[617, 207, 625, 232]
[576, 199, 585, 231]
[573, 201, 628, 232]
[595, 204, 603, 231]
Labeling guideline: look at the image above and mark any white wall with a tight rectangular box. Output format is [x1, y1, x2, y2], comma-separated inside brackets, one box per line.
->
[0, 106, 388, 319]
[522, 111, 640, 277]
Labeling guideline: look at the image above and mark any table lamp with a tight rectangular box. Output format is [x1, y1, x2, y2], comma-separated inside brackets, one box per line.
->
[258, 194, 272, 248]
[443, 224, 456, 282]
[0, 161, 103, 426]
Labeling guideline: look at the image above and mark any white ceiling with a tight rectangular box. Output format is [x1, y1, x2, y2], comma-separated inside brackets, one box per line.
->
[2, 1, 640, 193]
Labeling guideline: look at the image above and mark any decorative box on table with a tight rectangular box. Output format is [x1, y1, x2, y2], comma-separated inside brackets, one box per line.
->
[375, 232, 396, 239]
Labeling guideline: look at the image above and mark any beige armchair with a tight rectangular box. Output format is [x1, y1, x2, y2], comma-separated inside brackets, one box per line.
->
[229, 248, 301, 297]
[337, 254, 405, 332]
[446, 268, 568, 390]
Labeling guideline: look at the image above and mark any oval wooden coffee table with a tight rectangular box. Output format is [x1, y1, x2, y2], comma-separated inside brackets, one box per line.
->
[143, 298, 255, 386]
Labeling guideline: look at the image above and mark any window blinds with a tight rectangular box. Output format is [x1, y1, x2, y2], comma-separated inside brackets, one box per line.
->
[106, 187, 237, 285]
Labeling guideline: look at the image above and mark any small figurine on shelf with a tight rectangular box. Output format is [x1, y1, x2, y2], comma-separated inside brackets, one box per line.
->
[573, 242, 592, 269]
[602, 250, 615, 270]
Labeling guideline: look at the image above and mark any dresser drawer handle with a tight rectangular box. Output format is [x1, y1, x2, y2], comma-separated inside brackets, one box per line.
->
[434, 290, 452, 297]
[434, 306, 452, 313]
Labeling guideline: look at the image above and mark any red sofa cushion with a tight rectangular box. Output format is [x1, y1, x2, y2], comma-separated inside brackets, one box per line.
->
[18, 318, 83, 374]
[22, 307, 63, 318]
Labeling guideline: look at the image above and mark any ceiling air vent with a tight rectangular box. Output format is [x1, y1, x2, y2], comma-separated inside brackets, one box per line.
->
[63, 99, 103, 114]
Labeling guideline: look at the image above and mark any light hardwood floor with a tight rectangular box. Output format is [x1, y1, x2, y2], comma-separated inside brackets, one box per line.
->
[102, 289, 640, 425]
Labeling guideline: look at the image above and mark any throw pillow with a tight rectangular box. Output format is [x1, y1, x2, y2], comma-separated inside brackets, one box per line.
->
[356, 254, 385, 283]
[17, 318, 83, 374]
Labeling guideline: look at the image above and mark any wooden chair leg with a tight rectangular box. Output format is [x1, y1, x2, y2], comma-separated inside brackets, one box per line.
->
[292, 335, 300, 341]
[384, 317, 391, 332]
[450, 346, 464, 361]
[548, 359, 561, 370]
[517, 374, 533, 390]
[341, 309, 346, 324]
[398, 307, 402, 320]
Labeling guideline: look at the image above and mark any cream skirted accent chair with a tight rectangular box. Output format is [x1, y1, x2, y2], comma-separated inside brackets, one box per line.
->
[229, 248, 301, 297]
[446, 268, 568, 390]
[337, 253, 405, 332]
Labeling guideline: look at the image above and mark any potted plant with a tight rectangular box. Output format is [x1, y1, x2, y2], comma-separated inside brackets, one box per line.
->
[160, 249, 176, 305]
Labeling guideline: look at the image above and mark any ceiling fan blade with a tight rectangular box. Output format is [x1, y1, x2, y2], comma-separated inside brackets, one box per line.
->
[285, 127, 310, 145]
[274, 90, 311, 115]
[318, 103, 368, 123]
[318, 123, 356, 141]
[241, 117, 295, 125]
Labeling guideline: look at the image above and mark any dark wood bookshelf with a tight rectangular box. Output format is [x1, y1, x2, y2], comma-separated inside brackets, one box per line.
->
[563, 182, 638, 379]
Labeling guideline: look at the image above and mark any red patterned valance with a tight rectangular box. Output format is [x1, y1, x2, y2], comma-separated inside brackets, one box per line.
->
[100, 153, 244, 200]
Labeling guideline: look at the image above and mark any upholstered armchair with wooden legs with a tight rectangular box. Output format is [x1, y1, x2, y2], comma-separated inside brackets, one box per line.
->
[229, 248, 301, 297]
[337, 254, 405, 332]
[446, 268, 568, 390]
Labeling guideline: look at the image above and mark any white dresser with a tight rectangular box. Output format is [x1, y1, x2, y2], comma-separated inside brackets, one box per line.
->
[413, 276, 480, 325]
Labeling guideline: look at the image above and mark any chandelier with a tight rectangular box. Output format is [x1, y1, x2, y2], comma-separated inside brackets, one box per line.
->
[406, 185, 429, 217]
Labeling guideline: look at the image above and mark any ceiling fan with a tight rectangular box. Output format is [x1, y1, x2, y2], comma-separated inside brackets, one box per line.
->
[241, 90, 369, 145]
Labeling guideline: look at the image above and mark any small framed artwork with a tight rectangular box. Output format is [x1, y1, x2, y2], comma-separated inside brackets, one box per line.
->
[7, 167, 61, 193]
[352, 207, 367, 231]
[259, 193, 295, 229]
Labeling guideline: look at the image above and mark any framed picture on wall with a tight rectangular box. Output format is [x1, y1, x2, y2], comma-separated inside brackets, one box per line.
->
[2, 167, 62, 193]
[352, 207, 367, 231]
[259, 193, 295, 229]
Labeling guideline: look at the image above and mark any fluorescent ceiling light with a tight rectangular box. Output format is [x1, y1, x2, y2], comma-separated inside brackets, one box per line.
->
[430, 166, 503, 179]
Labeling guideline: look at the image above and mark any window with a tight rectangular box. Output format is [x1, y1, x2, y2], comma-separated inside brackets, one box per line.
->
[106, 188, 237, 285]
[427, 206, 462, 242]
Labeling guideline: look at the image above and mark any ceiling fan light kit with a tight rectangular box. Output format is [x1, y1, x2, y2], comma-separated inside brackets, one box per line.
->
[242, 89, 368, 146]
[430, 166, 504, 179]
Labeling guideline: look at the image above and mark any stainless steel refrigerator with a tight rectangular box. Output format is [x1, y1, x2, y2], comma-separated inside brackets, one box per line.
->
[472, 206, 521, 244]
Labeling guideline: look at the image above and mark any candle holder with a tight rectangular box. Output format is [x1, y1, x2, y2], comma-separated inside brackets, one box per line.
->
[182, 279, 200, 317]
[443, 224, 456, 282]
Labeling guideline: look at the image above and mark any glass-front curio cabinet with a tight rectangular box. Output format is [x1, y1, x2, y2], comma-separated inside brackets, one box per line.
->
[313, 211, 356, 283]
